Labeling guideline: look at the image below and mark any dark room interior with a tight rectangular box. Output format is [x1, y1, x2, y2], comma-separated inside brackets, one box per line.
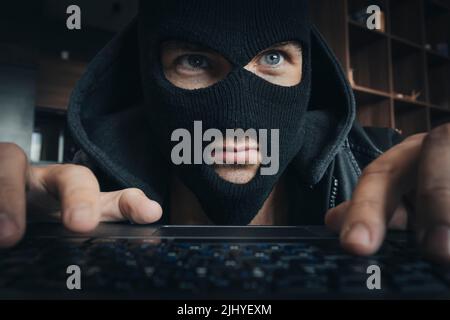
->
[1, 0, 449, 164]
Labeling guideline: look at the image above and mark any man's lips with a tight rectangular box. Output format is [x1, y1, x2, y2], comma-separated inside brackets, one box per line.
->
[221, 141, 259, 152]
[212, 146, 259, 164]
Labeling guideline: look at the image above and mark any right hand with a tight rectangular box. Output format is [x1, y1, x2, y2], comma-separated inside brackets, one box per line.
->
[0, 143, 163, 248]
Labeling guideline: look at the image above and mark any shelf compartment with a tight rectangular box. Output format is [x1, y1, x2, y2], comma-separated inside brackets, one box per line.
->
[430, 107, 450, 128]
[347, 0, 389, 33]
[348, 23, 390, 92]
[309, 0, 348, 67]
[427, 53, 450, 109]
[389, 0, 424, 45]
[424, 0, 450, 57]
[394, 101, 429, 136]
[391, 39, 427, 102]
[354, 89, 392, 127]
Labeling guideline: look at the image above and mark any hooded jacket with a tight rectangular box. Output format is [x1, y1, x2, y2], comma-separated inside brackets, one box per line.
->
[67, 20, 402, 225]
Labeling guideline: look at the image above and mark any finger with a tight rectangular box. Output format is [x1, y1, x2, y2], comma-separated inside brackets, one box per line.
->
[38, 164, 101, 233]
[98, 188, 162, 224]
[324, 201, 350, 233]
[339, 134, 425, 255]
[0, 143, 28, 247]
[416, 124, 450, 263]
[387, 203, 408, 230]
[325, 200, 408, 232]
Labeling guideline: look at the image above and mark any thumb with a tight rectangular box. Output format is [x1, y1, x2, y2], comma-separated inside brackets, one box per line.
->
[99, 188, 163, 224]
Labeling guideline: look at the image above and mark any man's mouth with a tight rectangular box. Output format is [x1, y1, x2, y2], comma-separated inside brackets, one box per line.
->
[212, 143, 259, 164]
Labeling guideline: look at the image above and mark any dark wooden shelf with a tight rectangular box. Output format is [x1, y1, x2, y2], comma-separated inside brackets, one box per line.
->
[347, 19, 389, 37]
[427, 52, 450, 109]
[426, 49, 450, 63]
[352, 85, 391, 98]
[354, 89, 392, 128]
[394, 100, 430, 135]
[347, 0, 390, 33]
[312, 0, 450, 136]
[390, 34, 424, 51]
[390, 0, 424, 45]
[430, 104, 450, 112]
[425, 0, 450, 52]
[430, 107, 450, 128]
[391, 39, 427, 103]
[348, 23, 390, 92]
[393, 96, 429, 108]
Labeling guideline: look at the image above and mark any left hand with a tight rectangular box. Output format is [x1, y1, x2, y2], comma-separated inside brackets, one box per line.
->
[325, 123, 450, 264]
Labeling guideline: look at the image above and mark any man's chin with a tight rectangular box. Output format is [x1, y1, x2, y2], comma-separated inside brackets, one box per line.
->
[213, 164, 259, 184]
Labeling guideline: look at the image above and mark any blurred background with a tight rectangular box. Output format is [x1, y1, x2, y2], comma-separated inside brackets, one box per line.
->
[0, 0, 449, 165]
[0, 0, 138, 164]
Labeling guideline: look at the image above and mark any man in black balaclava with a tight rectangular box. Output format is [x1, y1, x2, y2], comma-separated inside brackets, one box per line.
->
[0, 0, 450, 264]
[138, 0, 312, 225]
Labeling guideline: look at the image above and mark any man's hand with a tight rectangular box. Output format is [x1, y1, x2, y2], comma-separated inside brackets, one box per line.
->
[325, 124, 450, 263]
[0, 143, 162, 248]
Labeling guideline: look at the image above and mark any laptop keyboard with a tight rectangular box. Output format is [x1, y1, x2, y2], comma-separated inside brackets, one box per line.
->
[1, 237, 450, 298]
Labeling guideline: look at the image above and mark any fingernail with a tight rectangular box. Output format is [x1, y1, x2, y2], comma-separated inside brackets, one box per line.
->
[342, 223, 371, 248]
[423, 226, 450, 261]
[0, 213, 17, 240]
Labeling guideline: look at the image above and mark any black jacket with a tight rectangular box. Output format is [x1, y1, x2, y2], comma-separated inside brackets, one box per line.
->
[67, 20, 402, 225]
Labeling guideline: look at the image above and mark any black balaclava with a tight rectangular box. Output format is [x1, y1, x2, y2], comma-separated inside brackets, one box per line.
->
[138, 0, 312, 225]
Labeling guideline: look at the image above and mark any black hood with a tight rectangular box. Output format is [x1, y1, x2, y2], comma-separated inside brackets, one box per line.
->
[67, 19, 356, 207]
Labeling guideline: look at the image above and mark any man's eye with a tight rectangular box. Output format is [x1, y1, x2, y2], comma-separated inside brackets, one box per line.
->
[260, 51, 285, 67]
[177, 54, 210, 70]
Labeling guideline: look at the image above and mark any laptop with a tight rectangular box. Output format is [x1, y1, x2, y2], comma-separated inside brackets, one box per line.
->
[1, 222, 450, 299]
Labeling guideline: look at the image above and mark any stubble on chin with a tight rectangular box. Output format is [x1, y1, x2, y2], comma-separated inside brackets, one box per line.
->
[213, 164, 260, 184]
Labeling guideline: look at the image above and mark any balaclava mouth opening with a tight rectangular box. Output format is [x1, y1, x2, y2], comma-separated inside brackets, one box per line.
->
[138, 0, 312, 225]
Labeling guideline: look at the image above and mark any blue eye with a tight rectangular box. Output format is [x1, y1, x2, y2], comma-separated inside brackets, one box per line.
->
[261, 51, 284, 66]
[179, 54, 210, 70]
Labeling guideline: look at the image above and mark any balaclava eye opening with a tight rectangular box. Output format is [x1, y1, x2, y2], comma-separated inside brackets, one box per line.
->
[138, 0, 312, 225]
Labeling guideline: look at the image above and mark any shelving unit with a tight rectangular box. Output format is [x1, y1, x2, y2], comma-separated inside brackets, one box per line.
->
[390, 0, 424, 45]
[391, 39, 427, 102]
[394, 100, 430, 136]
[349, 23, 391, 92]
[427, 52, 450, 109]
[311, 0, 450, 136]
[352, 88, 393, 127]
